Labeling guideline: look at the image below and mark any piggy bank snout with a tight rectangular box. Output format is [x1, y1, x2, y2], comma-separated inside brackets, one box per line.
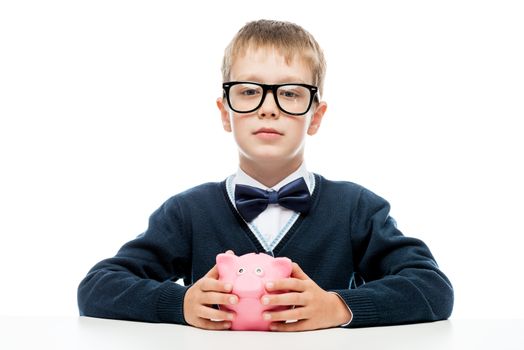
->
[232, 273, 265, 298]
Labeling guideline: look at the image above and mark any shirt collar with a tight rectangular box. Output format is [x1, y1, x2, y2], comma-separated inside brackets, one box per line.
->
[234, 162, 313, 194]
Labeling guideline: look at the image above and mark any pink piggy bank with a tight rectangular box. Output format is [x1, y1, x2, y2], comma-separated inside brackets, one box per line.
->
[216, 252, 292, 331]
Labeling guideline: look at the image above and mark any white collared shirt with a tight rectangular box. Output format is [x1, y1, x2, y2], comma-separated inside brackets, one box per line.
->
[226, 163, 315, 251]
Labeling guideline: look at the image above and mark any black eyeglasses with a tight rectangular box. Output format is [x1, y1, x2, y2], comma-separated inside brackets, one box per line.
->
[222, 81, 318, 116]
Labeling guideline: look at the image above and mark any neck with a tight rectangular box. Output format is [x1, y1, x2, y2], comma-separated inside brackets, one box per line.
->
[239, 157, 303, 188]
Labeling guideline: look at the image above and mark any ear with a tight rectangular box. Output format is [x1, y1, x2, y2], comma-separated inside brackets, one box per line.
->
[216, 253, 236, 276]
[307, 101, 327, 136]
[271, 257, 292, 277]
[217, 97, 232, 132]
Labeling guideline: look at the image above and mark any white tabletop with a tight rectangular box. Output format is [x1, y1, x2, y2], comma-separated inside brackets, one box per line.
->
[1, 317, 523, 350]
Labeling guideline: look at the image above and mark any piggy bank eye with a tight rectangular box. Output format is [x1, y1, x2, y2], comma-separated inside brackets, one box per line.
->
[237, 267, 246, 275]
[254, 267, 264, 276]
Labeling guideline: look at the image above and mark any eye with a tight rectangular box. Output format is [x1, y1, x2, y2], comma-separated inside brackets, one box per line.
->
[241, 88, 259, 96]
[254, 267, 264, 276]
[237, 267, 246, 275]
[281, 90, 298, 98]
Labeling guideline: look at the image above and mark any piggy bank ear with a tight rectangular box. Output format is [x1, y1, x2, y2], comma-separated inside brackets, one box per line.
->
[216, 253, 236, 277]
[272, 257, 292, 277]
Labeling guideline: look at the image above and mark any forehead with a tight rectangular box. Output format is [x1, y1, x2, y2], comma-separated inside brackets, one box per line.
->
[230, 46, 313, 84]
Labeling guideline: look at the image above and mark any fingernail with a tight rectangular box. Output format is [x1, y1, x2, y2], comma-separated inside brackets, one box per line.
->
[224, 322, 231, 329]
[224, 283, 232, 291]
[262, 297, 269, 305]
[270, 324, 277, 331]
[263, 313, 271, 320]
[229, 296, 237, 304]
[266, 282, 274, 289]
[227, 313, 234, 320]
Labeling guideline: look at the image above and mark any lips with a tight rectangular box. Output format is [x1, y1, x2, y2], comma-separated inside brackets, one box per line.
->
[253, 128, 283, 135]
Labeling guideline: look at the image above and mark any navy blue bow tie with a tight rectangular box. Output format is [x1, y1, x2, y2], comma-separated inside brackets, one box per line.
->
[234, 177, 311, 222]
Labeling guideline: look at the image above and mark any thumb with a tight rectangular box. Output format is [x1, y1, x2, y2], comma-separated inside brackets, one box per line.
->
[291, 262, 309, 280]
[205, 264, 219, 279]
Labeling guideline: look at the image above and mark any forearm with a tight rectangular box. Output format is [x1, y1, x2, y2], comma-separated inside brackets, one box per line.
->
[332, 267, 453, 328]
[77, 261, 189, 324]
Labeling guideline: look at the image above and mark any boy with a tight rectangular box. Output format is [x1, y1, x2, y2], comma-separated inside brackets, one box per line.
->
[78, 19, 453, 331]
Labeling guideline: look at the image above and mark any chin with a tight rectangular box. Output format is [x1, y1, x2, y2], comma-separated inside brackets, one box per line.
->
[252, 153, 285, 163]
[249, 150, 302, 165]
[240, 143, 302, 163]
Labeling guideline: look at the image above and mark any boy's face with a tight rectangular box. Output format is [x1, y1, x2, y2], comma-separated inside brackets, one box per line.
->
[217, 47, 327, 170]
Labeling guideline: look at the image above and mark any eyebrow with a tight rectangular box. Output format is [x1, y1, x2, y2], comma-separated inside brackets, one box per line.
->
[233, 75, 308, 84]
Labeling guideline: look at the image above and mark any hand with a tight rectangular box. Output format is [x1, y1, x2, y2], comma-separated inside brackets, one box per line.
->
[183, 252, 238, 330]
[260, 262, 352, 331]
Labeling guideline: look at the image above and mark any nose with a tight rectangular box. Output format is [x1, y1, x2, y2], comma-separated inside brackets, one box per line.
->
[258, 92, 280, 119]
[232, 274, 265, 298]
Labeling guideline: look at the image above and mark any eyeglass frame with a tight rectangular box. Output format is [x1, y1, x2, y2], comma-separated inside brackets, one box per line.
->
[222, 81, 319, 116]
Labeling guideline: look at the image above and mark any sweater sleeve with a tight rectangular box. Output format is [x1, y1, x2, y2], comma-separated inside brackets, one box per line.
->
[332, 188, 454, 328]
[77, 196, 191, 324]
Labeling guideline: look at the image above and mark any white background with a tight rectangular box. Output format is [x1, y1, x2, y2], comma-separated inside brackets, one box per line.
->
[1, 1, 523, 320]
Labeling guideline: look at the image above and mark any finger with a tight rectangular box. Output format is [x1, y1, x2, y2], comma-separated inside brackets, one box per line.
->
[263, 306, 307, 323]
[194, 318, 232, 331]
[270, 320, 310, 332]
[199, 291, 238, 306]
[200, 277, 233, 293]
[196, 304, 235, 322]
[290, 262, 309, 280]
[265, 278, 307, 292]
[225, 250, 235, 255]
[261, 292, 305, 306]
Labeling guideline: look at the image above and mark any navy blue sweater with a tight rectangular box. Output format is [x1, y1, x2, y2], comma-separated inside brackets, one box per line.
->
[78, 174, 453, 327]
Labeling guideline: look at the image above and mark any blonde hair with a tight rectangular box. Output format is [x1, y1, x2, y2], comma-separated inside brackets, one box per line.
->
[221, 19, 327, 97]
